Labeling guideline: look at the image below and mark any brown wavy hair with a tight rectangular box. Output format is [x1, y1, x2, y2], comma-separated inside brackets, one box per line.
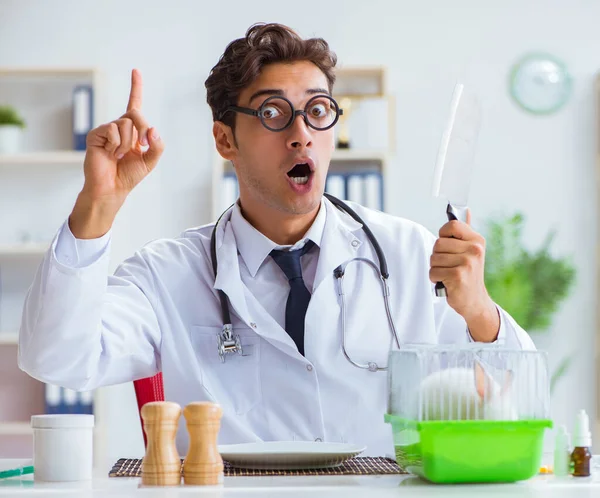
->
[205, 23, 337, 130]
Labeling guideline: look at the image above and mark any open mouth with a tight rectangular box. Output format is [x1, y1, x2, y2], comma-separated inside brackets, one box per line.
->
[287, 163, 312, 185]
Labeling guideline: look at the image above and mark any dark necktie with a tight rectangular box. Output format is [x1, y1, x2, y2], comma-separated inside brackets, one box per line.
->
[269, 240, 315, 355]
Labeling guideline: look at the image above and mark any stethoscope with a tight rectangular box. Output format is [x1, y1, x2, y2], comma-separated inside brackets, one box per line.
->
[210, 193, 401, 371]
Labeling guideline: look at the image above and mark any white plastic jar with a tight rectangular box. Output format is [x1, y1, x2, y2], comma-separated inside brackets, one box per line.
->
[31, 414, 94, 482]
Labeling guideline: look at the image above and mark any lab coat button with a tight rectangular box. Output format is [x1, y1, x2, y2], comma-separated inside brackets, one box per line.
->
[306, 365, 313, 372]
[250, 322, 257, 329]
[351, 240, 359, 248]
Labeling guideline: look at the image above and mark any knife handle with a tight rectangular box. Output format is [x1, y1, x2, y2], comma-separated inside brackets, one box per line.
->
[434, 204, 466, 298]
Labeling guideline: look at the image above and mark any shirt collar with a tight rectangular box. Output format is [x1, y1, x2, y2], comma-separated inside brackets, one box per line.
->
[230, 198, 327, 277]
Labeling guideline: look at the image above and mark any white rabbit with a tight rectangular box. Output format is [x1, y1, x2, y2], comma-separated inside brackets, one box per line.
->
[417, 362, 517, 421]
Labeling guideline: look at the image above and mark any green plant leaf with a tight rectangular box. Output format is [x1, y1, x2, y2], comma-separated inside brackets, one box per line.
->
[485, 265, 533, 326]
[550, 354, 574, 394]
[483, 212, 576, 332]
[0, 105, 26, 128]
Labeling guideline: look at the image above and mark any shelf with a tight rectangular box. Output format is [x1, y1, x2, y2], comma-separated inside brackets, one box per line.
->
[334, 66, 387, 97]
[331, 149, 388, 162]
[221, 150, 388, 173]
[0, 151, 85, 166]
[0, 333, 18, 345]
[0, 243, 48, 256]
[0, 67, 97, 78]
[0, 422, 32, 435]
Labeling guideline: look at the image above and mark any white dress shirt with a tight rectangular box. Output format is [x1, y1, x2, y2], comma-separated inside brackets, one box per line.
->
[54, 200, 326, 332]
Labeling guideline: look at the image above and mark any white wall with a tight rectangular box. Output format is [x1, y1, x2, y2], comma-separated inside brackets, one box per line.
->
[1, 0, 597, 459]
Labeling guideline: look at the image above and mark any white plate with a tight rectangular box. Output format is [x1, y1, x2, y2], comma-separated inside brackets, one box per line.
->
[218, 441, 366, 470]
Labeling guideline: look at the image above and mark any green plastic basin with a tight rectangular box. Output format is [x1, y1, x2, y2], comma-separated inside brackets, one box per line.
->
[385, 414, 552, 483]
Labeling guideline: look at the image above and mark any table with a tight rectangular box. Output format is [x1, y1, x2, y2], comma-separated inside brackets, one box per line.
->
[1, 458, 600, 497]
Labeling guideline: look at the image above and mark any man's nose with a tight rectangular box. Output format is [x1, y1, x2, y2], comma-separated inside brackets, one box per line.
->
[286, 113, 313, 149]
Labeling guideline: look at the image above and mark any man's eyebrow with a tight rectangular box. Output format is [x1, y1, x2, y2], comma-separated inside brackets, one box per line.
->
[306, 88, 330, 96]
[248, 87, 331, 104]
[248, 89, 284, 104]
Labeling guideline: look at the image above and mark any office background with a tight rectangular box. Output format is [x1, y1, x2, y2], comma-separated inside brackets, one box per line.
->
[0, 0, 597, 460]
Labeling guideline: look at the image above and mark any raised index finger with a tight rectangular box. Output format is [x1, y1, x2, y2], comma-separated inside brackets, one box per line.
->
[127, 69, 143, 111]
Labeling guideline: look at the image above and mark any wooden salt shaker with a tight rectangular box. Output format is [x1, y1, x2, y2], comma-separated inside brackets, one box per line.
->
[140, 401, 182, 486]
[182, 402, 224, 485]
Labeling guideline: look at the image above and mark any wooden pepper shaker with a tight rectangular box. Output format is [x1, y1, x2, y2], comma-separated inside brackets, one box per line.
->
[182, 402, 224, 485]
[140, 401, 182, 486]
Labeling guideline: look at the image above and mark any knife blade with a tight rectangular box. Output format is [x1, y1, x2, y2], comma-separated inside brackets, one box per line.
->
[431, 83, 482, 297]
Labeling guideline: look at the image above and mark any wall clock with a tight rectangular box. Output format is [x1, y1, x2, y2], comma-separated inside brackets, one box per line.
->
[509, 53, 572, 115]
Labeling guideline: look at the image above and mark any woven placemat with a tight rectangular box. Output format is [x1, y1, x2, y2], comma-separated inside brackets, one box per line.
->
[109, 457, 405, 477]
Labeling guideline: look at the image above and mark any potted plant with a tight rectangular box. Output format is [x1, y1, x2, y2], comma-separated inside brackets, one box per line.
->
[484, 213, 576, 393]
[0, 105, 26, 154]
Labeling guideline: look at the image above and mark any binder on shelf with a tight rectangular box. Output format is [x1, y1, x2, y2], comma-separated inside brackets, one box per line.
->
[324, 170, 384, 211]
[79, 390, 94, 415]
[325, 173, 346, 200]
[346, 174, 365, 205]
[72, 85, 94, 151]
[45, 384, 94, 414]
[44, 384, 62, 415]
[63, 388, 78, 413]
[363, 172, 384, 211]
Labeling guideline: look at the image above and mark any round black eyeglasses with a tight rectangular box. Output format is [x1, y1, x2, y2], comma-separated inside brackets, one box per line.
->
[219, 94, 343, 132]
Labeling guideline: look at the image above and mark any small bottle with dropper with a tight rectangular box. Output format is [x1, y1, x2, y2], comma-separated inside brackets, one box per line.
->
[570, 409, 592, 477]
[553, 424, 571, 477]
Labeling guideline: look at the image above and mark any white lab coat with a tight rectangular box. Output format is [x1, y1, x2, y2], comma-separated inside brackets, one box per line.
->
[18, 198, 535, 457]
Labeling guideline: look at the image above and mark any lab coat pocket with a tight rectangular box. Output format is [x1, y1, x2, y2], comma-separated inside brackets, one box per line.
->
[191, 326, 262, 416]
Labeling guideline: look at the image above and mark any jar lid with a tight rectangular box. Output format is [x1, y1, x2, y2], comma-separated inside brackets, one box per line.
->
[31, 414, 95, 429]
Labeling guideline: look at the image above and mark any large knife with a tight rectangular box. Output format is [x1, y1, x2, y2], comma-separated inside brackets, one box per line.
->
[431, 83, 482, 298]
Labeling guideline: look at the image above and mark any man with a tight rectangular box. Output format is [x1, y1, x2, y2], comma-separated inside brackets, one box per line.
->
[18, 23, 534, 457]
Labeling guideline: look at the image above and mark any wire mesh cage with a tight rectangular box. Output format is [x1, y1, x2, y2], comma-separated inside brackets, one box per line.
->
[387, 344, 551, 422]
[384, 344, 553, 483]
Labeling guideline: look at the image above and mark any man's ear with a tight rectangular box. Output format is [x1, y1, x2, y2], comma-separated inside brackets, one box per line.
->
[213, 121, 237, 161]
